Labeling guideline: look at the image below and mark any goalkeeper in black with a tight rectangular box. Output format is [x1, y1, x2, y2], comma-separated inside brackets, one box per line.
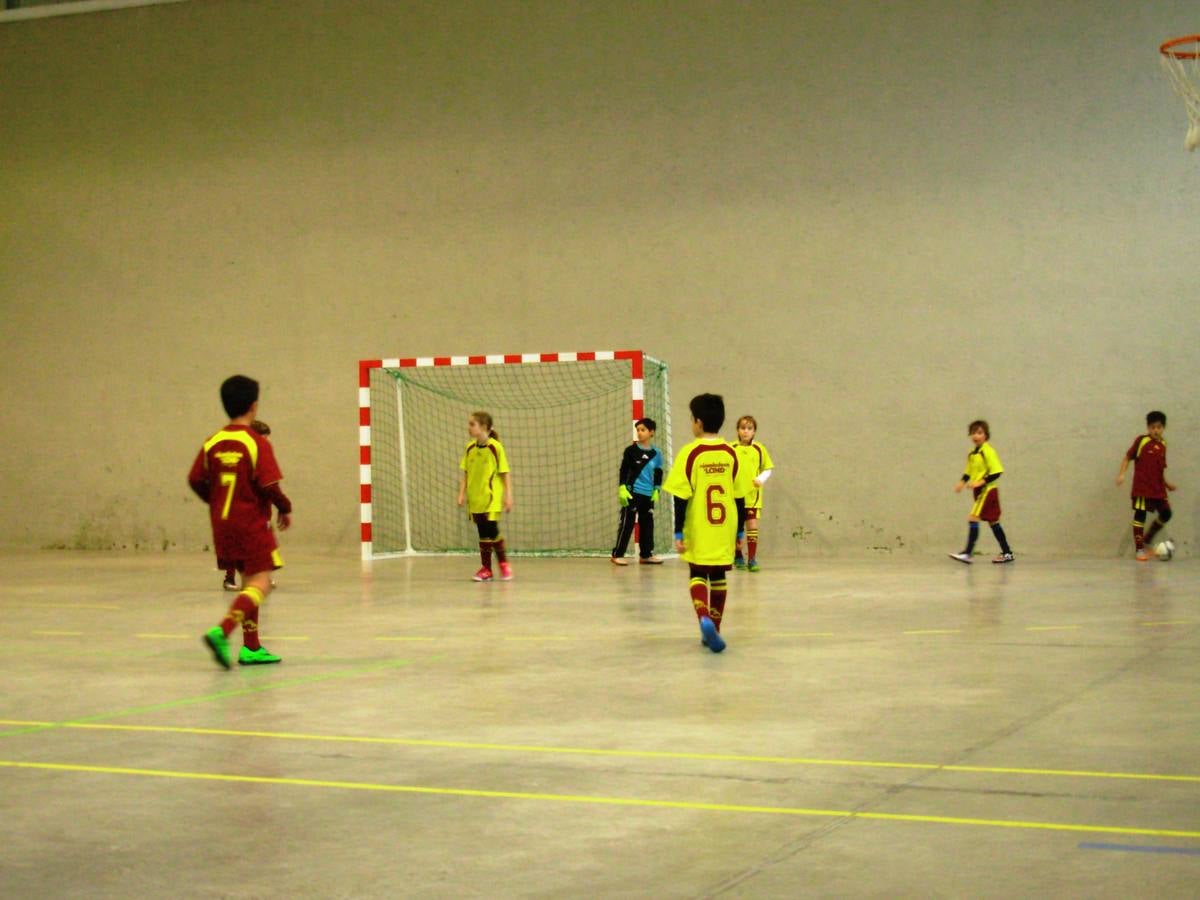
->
[611, 418, 664, 565]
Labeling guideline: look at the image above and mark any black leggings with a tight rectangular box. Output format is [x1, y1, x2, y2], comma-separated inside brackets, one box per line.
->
[473, 514, 500, 540]
[612, 494, 654, 558]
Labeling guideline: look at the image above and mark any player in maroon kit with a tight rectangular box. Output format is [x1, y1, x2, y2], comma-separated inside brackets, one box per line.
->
[189, 375, 292, 667]
[223, 418, 274, 591]
[1116, 410, 1176, 561]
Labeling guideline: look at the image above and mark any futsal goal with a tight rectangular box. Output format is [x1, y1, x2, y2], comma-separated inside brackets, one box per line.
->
[358, 351, 671, 560]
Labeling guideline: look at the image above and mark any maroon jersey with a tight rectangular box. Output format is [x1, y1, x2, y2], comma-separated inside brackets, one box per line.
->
[188, 425, 284, 560]
[1126, 435, 1167, 499]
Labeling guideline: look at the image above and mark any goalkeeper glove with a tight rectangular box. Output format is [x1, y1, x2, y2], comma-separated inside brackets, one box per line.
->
[651, 488, 660, 502]
[618, 485, 632, 507]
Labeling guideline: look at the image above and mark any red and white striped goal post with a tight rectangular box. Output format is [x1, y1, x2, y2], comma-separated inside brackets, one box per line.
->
[357, 350, 651, 561]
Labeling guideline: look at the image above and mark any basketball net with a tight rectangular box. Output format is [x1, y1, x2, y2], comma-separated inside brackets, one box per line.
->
[1160, 35, 1200, 151]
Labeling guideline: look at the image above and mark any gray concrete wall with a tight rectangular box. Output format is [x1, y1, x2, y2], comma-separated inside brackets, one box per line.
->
[1, 0, 1196, 557]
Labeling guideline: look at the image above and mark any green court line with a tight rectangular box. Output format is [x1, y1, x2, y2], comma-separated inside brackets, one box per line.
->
[0, 719, 1195, 784]
[3, 759, 1198, 839]
[12, 621, 1195, 645]
[0, 656, 430, 740]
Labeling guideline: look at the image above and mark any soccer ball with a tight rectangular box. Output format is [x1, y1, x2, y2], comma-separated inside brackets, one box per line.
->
[1154, 540, 1175, 561]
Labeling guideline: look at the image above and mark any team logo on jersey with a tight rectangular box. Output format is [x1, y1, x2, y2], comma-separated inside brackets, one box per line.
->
[700, 462, 730, 475]
[215, 451, 244, 468]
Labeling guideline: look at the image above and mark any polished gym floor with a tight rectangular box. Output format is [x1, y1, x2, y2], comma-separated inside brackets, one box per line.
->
[1, 550, 1196, 898]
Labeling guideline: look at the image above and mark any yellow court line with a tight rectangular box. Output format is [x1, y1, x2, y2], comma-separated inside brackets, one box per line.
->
[1, 720, 1195, 784]
[3, 759, 1198, 839]
[774, 632, 837, 638]
[1141, 621, 1193, 627]
[32, 630, 84, 636]
[34, 603, 122, 611]
[1025, 625, 1082, 632]
[902, 629, 961, 636]
[374, 637, 437, 642]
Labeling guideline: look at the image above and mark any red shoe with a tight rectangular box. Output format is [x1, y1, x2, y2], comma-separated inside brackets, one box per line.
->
[472, 567, 494, 582]
[499, 562, 514, 581]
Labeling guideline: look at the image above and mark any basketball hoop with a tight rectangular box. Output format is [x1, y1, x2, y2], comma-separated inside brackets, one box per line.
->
[1160, 34, 1200, 151]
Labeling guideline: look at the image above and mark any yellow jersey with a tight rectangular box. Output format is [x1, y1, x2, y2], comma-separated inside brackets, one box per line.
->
[964, 442, 1003, 484]
[460, 438, 510, 515]
[733, 440, 774, 510]
[663, 437, 742, 566]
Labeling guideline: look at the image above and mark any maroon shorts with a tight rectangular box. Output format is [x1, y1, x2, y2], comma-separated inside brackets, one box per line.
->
[218, 548, 283, 576]
[1132, 496, 1170, 515]
[971, 486, 1001, 523]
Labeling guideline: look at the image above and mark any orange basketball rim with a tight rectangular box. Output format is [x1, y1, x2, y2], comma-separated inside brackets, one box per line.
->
[1160, 34, 1200, 151]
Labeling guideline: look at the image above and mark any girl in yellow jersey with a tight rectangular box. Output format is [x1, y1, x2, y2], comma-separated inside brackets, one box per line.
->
[663, 393, 746, 653]
[457, 411, 514, 582]
[732, 415, 775, 572]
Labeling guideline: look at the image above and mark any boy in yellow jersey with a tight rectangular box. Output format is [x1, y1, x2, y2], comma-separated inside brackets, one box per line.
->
[949, 420, 1014, 564]
[663, 393, 746, 653]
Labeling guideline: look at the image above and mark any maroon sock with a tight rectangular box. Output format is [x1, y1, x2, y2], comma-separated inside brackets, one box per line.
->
[219, 588, 262, 638]
[494, 538, 507, 565]
[1144, 520, 1163, 546]
[242, 604, 262, 651]
[690, 577, 710, 620]
[709, 576, 727, 631]
[480, 542, 493, 569]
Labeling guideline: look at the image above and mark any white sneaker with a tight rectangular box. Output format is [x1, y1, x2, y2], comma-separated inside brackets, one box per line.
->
[948, 552, 972, 565]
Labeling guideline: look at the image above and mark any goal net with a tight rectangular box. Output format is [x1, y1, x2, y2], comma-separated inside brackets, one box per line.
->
[359, 351, 670, 560]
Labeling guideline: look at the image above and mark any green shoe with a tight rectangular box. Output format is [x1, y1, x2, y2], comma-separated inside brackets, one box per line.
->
[238, 646, 282, 666]
[734, 556, 746, 569]
[747, 559, 760, 572]
[204, 627, 231, 669]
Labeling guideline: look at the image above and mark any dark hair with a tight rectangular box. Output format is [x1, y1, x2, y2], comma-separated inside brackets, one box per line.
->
[635, 417, 656, 433]
[689, 393, 725, 433]
[967, 419, 989, 439]
[221, 375, 259, 419]
[471, 410, 499, 441]
[1147, 410, 1167, 427]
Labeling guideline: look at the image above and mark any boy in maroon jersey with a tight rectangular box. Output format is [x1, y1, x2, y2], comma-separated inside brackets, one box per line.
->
[1116, 410, 1176, 562]
[223, 418, 273, 591]
[189, 375, 292, 667]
